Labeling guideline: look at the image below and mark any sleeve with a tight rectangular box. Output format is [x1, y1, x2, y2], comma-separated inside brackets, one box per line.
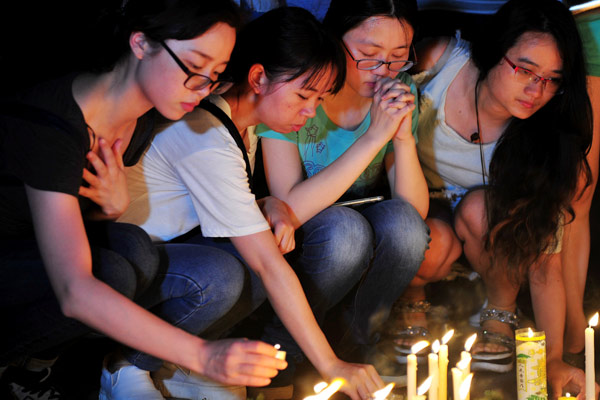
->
[255, 123, 299, 143]
[171, 124, 271, 238]
[1, 117, 85, 196]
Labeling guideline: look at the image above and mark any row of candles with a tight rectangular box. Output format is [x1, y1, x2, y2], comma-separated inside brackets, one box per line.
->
[406, 329, 475, 400]
[300, 311, 599, 400]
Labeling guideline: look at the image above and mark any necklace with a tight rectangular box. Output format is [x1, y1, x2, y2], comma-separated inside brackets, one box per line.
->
[474, 78, 487, 186]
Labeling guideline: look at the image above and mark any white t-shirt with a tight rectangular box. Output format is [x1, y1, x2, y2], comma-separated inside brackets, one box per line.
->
[416, 36, 496, 207]
[119, 95, 270, 242]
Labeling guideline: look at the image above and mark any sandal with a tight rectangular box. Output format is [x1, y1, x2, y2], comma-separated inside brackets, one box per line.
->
[471, 307, 519, 373]
[384, 300, 433, 364]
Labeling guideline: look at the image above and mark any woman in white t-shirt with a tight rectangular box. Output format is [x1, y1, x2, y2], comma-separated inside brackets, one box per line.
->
[121, 7, 388, 399]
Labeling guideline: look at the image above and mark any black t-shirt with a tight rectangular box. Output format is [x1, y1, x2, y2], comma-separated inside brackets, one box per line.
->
[0, 74, 156, 238]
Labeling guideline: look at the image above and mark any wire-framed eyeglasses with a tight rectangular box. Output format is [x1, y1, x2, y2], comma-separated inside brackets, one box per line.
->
[160, 41, 233, 95]
[503, 56, 562, 94]
[341, 41, 416, 73]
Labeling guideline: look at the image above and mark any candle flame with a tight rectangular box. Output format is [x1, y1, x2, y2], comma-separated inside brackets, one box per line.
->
[274, 344, 281, 350]
[528, 328, 533, 338]
[565, 393, 571, 398]
[442, 329, 455, 344]
[459, 373, 473, 400]
[432, 340, 441, 353]
[457, 357, 470, 370]
[303, 379, 344, 400]
[371, 383, 395, 400]
[313, 382, 327, 393]
[417, 376, 433, 396]
[464, 333, 477, 352]
[411, 340, 429, 354]
[590, 312, 599, 327]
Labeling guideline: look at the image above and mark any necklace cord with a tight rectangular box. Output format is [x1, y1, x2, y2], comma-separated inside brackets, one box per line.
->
[474, 78, 487, 186]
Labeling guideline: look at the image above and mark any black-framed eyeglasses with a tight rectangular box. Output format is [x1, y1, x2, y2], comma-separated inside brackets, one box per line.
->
[160, 41, 233, 95]
[503, 56, 562, 94]
[341, 41, 416, 72]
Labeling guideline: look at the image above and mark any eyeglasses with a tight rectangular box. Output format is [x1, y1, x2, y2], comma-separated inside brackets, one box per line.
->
[341, 41, 416, 72]
[503, 56, 562, 94]
[160, 41, 233, 94]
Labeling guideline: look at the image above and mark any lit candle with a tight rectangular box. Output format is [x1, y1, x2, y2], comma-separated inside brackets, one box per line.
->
[415, 376, 432, 400]
[274, 344, 286, 361]
[408, 341, 429, 400]
[557, 393, 571, 400]
[459, 373, 473, 400]
[515, 328, 547, 400]
[451, 367, 462, 400]
[428, 341, 440, 400]
[456, 358, 471, 400]
[371, 383, 395, 400]
[461, 333, 477, 378]
[303, 379, 344, 400]
[586, 313, 598, 400]
[438, 330, 454, 400]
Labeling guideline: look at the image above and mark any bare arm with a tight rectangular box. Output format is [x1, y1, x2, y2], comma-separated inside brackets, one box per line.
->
[231, 230, 384, 399]
[384, 111, 429, 218]
[26, 186, 285, 386]
[262, 79, 415, 225]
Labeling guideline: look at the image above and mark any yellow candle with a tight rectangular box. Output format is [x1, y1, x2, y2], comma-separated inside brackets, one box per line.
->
[459, 373, 473, 400]
[451, 367, 462, 400]
[557, 393, 571, 400]
[438, 330, 454, 400]
[408, 341, 429, 400]
[586, 313, 598, 400]
[456, 357, 471, 400]
[428, 341, 439, 400]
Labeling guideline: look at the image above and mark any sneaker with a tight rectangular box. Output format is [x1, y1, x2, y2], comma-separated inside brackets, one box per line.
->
[99, 357, 164, 400]
[0, 366, 62, 400]
[152, 362, 245, 400]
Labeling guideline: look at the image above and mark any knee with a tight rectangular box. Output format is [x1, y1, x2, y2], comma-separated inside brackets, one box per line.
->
[301, 206, 373, 270]
[92, 250, 138, 299]
[454, 191, 486, 243]
[105, 222, 160, 294]
[368, 199, 430, 263]
[419, 219, 462, 281]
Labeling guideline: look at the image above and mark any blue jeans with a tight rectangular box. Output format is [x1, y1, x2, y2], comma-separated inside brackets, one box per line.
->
[0, 222, 159, 365]
[122, 243, 251, 371]
[263, 198, 430, 361]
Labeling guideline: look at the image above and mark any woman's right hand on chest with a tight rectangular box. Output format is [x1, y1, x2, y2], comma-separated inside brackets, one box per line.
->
[367, 77, 415, 142]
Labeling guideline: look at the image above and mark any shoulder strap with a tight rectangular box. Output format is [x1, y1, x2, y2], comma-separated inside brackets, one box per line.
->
[198, 99, 254, 193]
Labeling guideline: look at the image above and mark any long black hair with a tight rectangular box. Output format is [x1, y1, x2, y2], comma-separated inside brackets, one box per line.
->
[323, 0, 418, 41]
[224, 6, 346, 94]
[93, 0, 241, 72]
[472, 0, 592, 277]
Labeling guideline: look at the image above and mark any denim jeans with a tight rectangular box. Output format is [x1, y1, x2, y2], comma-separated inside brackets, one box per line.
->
[122, 243, 251, 371]
[262, 198, 430, 362]
[0, 222, 159, 365]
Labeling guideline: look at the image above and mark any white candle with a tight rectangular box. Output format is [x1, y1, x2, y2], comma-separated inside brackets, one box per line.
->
[459, 373, 473, 400]
[451, 367, 462, 400]
[408, 341, 429, 400]
[456, 357, 471, 400]
[515, 328, 547, 400]
[586, 313, 598, 400]
[274, 344, 286, 361]
[438, 330, 454, 400]
[429, 341, 440, 400]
